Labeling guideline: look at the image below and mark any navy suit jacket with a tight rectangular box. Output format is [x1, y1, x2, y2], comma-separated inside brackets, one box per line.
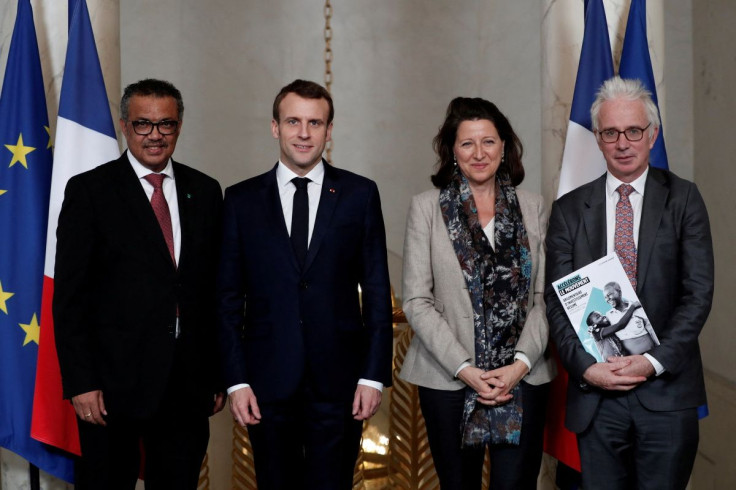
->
[53, 154, 223, 419]
[217, 161, 393, 403]
[545, 167, 714, 433]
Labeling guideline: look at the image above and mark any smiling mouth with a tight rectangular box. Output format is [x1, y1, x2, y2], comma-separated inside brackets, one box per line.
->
[294, 144, 312, 151]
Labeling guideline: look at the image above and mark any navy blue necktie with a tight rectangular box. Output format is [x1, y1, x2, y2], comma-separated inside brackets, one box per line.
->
[291, 177, 310, 267]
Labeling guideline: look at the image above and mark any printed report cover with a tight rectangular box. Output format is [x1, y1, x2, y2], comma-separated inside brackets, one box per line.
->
[552, 253, 659, 362]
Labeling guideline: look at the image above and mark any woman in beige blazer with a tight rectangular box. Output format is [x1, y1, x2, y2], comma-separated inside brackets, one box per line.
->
[400, 97, 556, 490]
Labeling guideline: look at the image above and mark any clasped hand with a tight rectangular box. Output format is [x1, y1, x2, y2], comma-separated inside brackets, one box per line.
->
[582, 355, 654, 391]
[457, 360, 529, 406]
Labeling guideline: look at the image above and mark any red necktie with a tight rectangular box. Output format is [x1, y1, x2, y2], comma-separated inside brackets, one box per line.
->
[615, 184, 637, 289]
[144, 173, 176, 267]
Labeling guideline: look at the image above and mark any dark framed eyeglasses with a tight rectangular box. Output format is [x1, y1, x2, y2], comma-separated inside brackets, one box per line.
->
[129, 119, 179, 136]
[597, 123, 651, 143]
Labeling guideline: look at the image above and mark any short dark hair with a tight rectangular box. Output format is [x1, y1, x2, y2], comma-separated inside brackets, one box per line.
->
[120, 79, 184, 121]
[431, 97, 524, 188]
[586, 311, 602, 327]
[272, 79, 334, 124]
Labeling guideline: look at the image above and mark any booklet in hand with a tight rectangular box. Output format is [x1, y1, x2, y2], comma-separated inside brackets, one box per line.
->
[551, 253, 660, 362]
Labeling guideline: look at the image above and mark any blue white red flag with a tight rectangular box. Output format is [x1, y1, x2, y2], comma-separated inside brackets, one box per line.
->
[556, 0, 615, 198]
[31, 0, 120, 459]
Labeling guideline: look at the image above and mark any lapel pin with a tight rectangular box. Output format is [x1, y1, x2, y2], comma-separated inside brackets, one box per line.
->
[186, 193, 192, 199]
[329, 188, 336, 193]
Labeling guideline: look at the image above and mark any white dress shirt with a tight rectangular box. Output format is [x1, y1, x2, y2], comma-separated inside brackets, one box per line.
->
[128, 152, 181, 264]
[604, 168, 665, 376]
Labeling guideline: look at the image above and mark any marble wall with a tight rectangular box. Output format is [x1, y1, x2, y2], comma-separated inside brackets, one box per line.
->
[692, 1, 736, 486]
[118, 0, 543, 289]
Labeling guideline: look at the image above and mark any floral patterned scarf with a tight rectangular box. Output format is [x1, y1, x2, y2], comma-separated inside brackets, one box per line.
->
[439, 166, 531, 447]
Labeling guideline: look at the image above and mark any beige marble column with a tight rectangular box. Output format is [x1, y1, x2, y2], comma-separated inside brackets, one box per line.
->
[0, 0, 119, 488]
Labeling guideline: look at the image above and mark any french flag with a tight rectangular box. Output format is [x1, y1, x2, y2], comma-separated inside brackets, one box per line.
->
[31, 0, 119, 457]
[556, 0, 614, 198]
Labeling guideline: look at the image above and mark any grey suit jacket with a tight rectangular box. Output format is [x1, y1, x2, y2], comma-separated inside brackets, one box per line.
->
[400, 188, 556, 390]
[545, 167, 714, 433]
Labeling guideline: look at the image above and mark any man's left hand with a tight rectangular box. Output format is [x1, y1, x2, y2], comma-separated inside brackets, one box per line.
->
[609, 354, 655, 378]
[352, 385, 382, 421]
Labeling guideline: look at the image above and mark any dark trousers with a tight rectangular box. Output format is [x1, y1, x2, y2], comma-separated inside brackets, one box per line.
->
[75, 344, 211, 490]
[418, 381, 550, 490]
[577, 392, 698, 490]
[247, 385, 363, 490]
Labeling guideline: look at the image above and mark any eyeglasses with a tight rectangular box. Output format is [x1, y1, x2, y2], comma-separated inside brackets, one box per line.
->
[597, 123, 651, 143]
[129, 119, 179, 136]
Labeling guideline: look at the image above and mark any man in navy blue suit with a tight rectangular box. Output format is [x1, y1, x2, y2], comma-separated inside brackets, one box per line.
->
[217, 79, 393, 489]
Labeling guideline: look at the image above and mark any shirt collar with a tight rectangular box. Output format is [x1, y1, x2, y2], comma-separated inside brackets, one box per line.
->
[127, 151, 174, 181]
[276, 160, 325, 189]
[606, 166, 649, 198]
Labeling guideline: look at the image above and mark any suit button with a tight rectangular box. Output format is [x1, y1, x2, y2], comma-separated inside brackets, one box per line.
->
[299, 281, 308, 289]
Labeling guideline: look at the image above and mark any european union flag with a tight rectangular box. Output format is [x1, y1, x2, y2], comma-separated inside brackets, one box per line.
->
[0, 0, 75, 483]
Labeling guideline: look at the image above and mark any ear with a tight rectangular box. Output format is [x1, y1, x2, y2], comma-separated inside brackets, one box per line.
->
[325, 121, 333, 142]
[648, 125, 660, 149]
[271, 119, 280, 139]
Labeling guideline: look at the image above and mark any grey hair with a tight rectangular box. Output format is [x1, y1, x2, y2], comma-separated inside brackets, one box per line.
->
[590, 76, 660, 139]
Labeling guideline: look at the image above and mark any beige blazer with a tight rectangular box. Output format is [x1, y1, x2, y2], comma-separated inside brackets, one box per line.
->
[399, 188, 556, 390]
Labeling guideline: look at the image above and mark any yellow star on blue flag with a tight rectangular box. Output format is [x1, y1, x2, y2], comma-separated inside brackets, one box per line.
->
[0, 0, 72, 482]
[5, 133, 35, 168]
[0, 280, 14, 314]
[19, 313, 40, 346]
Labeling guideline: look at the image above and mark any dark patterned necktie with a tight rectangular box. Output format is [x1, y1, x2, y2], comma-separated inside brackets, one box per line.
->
[144, 173, 176, 267]
[615, 184, 636, 289]
[291, 177, 310, 267]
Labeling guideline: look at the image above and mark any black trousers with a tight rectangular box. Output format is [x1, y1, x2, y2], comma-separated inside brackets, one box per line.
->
[75, 344, 211, 490]
[246, 384, 364, 490]
[76, 407, 209, 490]
[418, 381, 550, 490]
[577, 392, 698, 490]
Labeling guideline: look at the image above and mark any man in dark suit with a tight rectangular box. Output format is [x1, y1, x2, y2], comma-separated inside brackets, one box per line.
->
[54, 79, 224, 489]
[217, 79, 393, 489]
[546, 76, 714, 490]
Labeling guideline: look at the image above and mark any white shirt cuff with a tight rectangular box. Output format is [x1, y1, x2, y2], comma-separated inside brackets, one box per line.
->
[643, 353, 666, 376]
[227, 383, 250, 395]
[514, 352, 532, 373]
[358, 379, 383, 392]
[454, 361, 472, 378]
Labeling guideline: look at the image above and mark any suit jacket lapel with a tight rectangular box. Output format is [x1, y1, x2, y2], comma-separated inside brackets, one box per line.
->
[583, 175, 607, 260]
[304, 160, 339, 272]
[112, 155, 175, 268]
[637, 168, 668, 293]
[174, 161, 193, 270]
